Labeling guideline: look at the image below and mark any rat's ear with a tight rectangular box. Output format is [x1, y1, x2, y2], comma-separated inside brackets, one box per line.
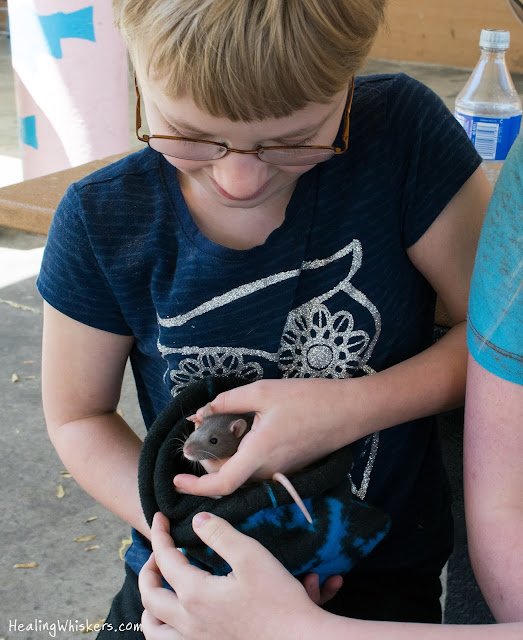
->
[229, 418, 248, 439]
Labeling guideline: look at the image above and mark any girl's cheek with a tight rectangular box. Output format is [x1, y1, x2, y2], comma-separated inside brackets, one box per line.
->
[164, 154, 316, 180]
[163, 156, 210, 172]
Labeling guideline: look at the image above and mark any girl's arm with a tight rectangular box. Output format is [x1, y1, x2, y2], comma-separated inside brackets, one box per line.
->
[173, 166, 492, 497]
[42, 302, 150, 538]
[464, 355, 523, 622]
[139, 512, 523, 640]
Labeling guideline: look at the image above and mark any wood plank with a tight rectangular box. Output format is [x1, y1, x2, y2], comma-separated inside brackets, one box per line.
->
[0, 152, 131, 235]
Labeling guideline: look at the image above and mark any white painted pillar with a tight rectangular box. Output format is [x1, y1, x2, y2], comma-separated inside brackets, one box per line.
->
[8, 0, 129, 180]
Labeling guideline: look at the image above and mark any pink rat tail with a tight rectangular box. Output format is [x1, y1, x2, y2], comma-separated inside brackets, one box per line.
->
[272, 472, 313, 524]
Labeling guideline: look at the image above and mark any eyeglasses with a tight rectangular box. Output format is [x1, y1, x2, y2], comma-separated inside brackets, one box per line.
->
[135, 76, 354, 166]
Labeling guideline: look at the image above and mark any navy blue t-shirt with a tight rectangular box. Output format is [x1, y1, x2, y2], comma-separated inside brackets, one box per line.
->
[37, 74, 481, 576]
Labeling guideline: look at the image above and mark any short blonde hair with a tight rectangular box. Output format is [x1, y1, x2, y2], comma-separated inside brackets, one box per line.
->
[113, 0, 387, 121]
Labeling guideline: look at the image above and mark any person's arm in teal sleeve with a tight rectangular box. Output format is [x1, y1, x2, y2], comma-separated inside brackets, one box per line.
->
[464, 136, 523, 622]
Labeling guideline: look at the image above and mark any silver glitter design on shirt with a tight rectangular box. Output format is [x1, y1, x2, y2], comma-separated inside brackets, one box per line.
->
[157, 241, 364, 330]
[156, 239, 382, 495]
[278, 240, 381, 378]
[350, 432, 380, 500]
[157, 342, 278, 361]
[279, 304, 371, 378]
[158, 270, 301, 328]
[348, 364, 378, 499]
[169, 352, 264, 394]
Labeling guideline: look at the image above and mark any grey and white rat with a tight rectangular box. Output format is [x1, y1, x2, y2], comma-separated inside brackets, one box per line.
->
[183, 412, 313, 524]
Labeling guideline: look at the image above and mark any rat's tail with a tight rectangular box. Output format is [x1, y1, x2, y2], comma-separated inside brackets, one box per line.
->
[272, 472, 313, 524]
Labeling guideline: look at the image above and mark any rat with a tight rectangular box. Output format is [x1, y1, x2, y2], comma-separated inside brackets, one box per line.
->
[182, 412, 313, 524]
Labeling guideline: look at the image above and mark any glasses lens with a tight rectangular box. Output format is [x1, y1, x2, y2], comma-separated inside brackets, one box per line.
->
[148, 138, 226, 161]
[258, 148, 335, 166]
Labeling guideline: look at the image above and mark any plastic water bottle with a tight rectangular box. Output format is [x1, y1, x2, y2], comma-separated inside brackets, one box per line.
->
[455, 29, 522, 186]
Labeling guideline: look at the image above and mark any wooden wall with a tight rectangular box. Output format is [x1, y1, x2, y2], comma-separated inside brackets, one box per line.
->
[0, 1, 8, 36]
[371, 0, 523, 74]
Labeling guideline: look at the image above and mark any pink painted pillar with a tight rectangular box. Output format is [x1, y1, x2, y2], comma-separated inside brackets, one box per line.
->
[9, 0, 129, 180]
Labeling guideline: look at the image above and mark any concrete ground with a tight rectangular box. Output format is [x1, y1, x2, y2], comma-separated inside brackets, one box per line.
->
[2, 34, 521, 639]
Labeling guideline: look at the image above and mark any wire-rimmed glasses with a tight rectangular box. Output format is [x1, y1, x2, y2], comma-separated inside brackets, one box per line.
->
[135, 77, 354, 166]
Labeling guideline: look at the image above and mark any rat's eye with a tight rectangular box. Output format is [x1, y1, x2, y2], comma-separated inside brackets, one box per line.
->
[209, 437, 218, 445]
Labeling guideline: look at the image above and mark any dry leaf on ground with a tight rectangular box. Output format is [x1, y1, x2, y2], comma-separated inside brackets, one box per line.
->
[74, 535, 96, 543]
[81, 619, 106, 634]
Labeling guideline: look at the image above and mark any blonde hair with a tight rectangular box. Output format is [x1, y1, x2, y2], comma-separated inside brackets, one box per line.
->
[113, 0, 387, 121]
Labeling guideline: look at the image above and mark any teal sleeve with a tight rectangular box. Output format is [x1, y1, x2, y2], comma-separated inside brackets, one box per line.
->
[467, 134, 523, 385]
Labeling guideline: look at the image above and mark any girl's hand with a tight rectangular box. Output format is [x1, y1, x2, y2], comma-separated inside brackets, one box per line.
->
[173, 378, 364, 497]
[139, 512, 325, 640]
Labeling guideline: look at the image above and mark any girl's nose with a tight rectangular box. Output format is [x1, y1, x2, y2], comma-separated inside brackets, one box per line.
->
[211, 152, 272, 200]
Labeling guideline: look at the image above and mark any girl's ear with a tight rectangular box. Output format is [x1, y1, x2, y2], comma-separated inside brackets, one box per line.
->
[229, 418, 248, 439]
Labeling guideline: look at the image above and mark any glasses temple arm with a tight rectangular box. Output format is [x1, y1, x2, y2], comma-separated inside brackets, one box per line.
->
[134, 72, 145, 139]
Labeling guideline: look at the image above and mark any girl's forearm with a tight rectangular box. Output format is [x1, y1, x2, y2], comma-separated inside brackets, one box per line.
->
[467, 508, 523, 622]
[342, 321, 467, 442]
[47, 412, 150, 538]
[314, 610, 523, 640]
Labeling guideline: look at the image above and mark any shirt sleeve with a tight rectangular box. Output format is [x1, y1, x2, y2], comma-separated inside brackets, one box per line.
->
[386, 74, 483, 248]
[467, 134, 523, 385]
[37, 184, 133, 336]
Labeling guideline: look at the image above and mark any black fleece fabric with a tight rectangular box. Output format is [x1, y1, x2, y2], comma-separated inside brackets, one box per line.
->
[139, 377, 391, 584]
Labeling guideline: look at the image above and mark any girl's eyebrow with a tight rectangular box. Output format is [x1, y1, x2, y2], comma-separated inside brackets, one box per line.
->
[163, 117, 214, 137]
[162, 108, 336, 142]
[270, 117, 331, 142]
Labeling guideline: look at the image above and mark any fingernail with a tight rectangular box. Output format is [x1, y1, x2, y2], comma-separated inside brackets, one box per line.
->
[152, 512, 165, 528]
[173, 476, 184, 487]
[173, 478, 190, 494]
[193, 513, 211, 529]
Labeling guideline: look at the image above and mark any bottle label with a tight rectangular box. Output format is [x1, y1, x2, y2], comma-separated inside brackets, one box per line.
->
[454, 112, 522, 161]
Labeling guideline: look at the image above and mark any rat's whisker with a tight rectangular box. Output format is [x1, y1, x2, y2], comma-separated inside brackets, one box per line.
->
[202, 450, 221, 462]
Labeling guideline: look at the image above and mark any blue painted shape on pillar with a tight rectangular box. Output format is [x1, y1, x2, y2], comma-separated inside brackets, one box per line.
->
[38, 7, 95, 59]
[20, 116, 38, 149]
